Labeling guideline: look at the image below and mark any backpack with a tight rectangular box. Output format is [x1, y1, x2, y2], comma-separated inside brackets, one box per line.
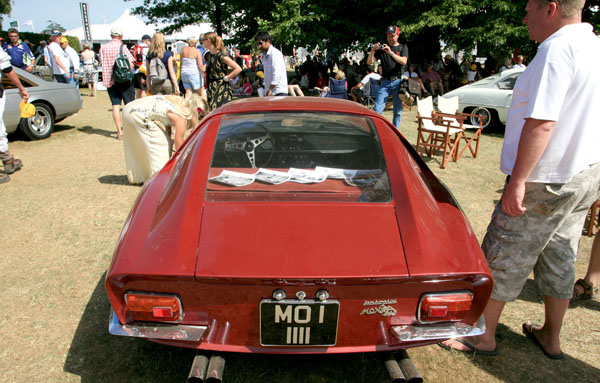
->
[148, 55, 168, 86]
[132, 44, 144, 67]
[113, 45, 133, 83]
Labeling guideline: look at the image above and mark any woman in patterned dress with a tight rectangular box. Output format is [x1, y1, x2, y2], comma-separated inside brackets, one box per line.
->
[79, 43, 98, 97]
[202, 32, 241, 110]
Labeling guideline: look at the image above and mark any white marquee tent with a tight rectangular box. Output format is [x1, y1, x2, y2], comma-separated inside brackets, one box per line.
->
[64, 9, 215, 46]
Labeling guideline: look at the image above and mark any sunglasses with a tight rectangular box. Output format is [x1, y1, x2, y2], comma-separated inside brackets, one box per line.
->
[256, 41, 264, 46]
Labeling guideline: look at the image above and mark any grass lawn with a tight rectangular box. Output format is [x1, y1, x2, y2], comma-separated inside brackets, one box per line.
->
[0, 92, 598, 382]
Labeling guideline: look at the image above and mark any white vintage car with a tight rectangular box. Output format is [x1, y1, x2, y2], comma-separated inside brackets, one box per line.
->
[443, 67, 525, 129]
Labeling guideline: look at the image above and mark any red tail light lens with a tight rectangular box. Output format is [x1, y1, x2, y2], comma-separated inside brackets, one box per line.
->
[125, 293, 182, 323]
[418, 292, 473, 323]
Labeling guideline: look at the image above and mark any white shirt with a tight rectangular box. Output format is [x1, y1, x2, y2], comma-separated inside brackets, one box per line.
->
[359, 72, 381, 91]
[64, 46, 80, 72]
[263, 45, 288, 95]
[501, 23, 600, 183]
[513, 63, 526, 69]
[48, 42, 68, 75]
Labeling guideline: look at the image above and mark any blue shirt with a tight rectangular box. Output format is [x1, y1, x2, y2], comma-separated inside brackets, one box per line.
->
[3, 41, 34, 69]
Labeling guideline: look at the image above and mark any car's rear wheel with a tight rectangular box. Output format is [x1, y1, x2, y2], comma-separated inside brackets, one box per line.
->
[469, 107, 496, 129]
[19, 102, 55, 140]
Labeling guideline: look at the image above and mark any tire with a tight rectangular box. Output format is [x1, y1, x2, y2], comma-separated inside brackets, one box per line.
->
[468, 106, 500, 130]
[19, 102, 55, 140]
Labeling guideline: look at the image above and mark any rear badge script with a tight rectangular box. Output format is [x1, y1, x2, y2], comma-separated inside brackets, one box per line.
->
[360, 299, 397, 317]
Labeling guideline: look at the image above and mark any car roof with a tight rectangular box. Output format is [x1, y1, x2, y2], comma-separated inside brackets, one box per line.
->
[210, 97, 378, 117]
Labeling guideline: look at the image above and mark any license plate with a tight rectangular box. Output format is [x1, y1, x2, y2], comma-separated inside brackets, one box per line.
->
[260, 299, 340, 346]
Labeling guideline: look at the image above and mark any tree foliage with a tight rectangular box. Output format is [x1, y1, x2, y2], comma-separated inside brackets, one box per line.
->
[0, 0, 11, 26]
[41, 20, 66, 35]
[127, 0, 600, 62]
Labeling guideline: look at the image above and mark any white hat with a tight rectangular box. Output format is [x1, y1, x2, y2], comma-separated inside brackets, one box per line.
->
[110, 27, 123, 37]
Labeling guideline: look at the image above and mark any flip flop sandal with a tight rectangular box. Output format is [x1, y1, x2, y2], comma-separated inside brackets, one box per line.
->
[0, 173, 9, 184]
[2, 158, 22, 174]
[438, 338, 498, 357]
[571, 278, 597, 302]
[522, 322, 564, 360]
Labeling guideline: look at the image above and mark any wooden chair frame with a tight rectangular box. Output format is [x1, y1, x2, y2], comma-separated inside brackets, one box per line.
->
[416, 97, 464, 169]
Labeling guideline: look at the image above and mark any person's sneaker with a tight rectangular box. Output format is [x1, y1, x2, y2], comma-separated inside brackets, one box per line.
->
[2, 158, 23, 174]
[0, 173, 9, 184]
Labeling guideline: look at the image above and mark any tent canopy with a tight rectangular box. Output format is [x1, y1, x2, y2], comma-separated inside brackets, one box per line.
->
[65, 9, 215, 44]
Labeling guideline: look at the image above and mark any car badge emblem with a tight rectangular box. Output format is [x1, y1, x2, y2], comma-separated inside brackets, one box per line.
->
[296, 291, 306, 300]
[360, 299, 397, 317]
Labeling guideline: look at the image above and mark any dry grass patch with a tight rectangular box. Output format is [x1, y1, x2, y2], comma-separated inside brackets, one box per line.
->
[0, 93, 598, 382]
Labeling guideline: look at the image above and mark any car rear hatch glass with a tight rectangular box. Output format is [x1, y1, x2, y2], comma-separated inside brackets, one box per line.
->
[206, 112, 391, 203]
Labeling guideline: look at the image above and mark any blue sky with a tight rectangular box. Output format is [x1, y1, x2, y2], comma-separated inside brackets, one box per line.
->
[4, 0, 147, 32]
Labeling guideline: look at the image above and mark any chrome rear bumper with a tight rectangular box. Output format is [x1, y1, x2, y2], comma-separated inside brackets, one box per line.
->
[108, 309, 207, 341]
[390, 315, 485, 342]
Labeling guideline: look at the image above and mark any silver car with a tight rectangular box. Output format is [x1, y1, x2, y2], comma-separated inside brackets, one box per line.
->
[3, 67, 83, 140]
[443, 67, 525, 129]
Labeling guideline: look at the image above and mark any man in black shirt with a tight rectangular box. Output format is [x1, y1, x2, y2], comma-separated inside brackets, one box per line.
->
[367, 25, 409, 129]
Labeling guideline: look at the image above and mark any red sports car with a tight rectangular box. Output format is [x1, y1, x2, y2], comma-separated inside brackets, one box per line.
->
[106, 97, 492, 381]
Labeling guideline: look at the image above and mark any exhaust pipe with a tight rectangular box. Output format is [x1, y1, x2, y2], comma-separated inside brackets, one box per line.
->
[206, 354, 225, 383]
[188, 352, 209, 383]
[397, 350, 423, 383]
[382, 352, 406, 383]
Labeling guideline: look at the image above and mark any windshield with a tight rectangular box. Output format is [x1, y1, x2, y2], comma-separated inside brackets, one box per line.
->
[206, 112, 391, 203]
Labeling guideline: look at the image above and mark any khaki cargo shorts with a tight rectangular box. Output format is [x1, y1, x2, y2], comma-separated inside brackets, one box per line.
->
[482, 162, 600, 301]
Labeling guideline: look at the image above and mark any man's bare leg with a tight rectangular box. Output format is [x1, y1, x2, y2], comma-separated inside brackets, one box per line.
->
[112, 105, 123, 138]
[441, 298, 505, 351]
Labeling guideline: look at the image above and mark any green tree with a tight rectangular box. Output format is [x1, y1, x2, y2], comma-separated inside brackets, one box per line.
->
[41, 20, 66, 34]
[126, 0, 600, 63]
[0, 0, 12, 26]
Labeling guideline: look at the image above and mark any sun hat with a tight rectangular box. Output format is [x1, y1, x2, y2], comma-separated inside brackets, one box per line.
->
[20, 101, 36, 119]
[110, 27, 123, 37]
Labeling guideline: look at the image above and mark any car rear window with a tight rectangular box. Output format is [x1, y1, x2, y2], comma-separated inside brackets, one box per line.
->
[206, 112, 391, 203]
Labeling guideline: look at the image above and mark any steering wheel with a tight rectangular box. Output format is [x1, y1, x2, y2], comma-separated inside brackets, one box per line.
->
[224, 123, 275, 168]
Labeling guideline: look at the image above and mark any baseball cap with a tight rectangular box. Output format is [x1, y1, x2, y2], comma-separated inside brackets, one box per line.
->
[386, 25, 399, 36]
[111, 27, 123, 37]
[50, 30, 62, 36]
[141, 34, 151, 41]
[61, 37, 68, 43]
[20, 101, 36, 119]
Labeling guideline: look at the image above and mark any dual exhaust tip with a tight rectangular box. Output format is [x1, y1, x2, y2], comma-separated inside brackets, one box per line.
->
[188, 350, 422, 383]
[383, 350, 423, 383]
[188, 353, 225, 383]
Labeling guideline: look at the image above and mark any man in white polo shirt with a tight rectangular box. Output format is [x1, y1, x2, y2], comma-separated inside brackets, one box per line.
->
[47, 30, 70, 83]
[442, 0, 600, 360]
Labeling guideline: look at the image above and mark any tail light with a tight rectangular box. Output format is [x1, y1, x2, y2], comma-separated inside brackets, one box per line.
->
[418, 291, 473, 323]
[125, 293, 183, 323]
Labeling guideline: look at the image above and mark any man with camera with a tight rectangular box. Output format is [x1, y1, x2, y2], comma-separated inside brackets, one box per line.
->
[367, 25, 409, 129]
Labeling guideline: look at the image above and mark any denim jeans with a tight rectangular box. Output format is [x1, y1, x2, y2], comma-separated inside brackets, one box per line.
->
[54, 74, 68, 83]
[68, 69, 78, 86]
[374, 78, 402, 129]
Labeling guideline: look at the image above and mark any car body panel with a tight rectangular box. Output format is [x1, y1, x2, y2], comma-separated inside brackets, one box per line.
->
[106, 97, 493, 354]
[3, 67, 83, 134]
[444, 68, 524, 125]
